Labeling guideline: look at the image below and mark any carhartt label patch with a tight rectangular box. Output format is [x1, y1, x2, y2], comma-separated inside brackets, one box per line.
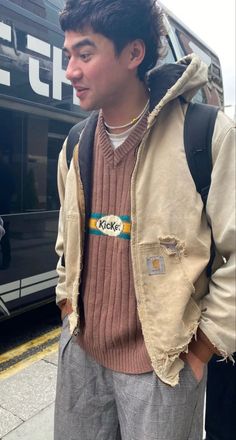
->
[96, 215, 123, 237]
[147, 256, 165, 275]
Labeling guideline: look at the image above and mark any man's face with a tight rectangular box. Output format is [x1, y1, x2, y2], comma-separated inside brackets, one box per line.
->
[63, 29, 136, 112]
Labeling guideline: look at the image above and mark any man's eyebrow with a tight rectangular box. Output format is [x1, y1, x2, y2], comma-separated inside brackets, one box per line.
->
[62, 38, 97, 53]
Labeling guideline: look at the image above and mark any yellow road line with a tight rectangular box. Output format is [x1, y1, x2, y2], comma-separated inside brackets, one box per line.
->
[0, 327, 61, 364]
[0, 342, 59, 380]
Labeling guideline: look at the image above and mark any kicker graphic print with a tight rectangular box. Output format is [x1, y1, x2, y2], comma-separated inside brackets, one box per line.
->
[89, 214, 131, 240]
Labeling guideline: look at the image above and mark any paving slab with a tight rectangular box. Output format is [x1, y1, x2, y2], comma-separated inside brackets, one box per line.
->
[0, 360, 57, 422]
[43, 351, 58, 366]
[0, 407, 22, 439]
[2, 403, 54, 440]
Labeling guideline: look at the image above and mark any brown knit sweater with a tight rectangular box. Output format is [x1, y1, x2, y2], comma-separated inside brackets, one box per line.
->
[78, 112, 152, 373]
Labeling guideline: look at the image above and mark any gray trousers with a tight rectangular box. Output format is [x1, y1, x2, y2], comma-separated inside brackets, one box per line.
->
[54, 317, 207, 440]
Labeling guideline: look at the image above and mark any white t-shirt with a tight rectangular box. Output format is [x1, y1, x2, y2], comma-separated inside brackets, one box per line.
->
[106, 119, 142, 150]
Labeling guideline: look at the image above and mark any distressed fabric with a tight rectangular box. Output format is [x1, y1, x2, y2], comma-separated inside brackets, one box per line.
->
[54, 319, 207, 440]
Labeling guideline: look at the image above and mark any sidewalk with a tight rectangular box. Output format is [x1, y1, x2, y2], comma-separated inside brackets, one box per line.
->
[0, 351, 58, 439]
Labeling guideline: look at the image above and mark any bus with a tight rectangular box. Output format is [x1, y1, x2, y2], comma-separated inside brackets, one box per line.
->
[0, 0, 224, 320]
[159, 2, 224, 107]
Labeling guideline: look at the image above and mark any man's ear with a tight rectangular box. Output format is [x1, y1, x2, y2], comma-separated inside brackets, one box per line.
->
[127, 39, 146, 70]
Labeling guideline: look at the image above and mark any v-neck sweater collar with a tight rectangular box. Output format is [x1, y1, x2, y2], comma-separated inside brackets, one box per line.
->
[97, 111, 148, 167]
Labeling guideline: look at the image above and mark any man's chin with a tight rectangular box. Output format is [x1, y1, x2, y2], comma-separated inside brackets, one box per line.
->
[79, 100, 100, 112]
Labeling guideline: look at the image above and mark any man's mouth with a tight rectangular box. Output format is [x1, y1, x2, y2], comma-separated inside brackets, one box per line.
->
[75, 86, 89, 99]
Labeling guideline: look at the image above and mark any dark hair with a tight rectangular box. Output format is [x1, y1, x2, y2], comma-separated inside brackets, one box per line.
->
[59, 0, 164, 81]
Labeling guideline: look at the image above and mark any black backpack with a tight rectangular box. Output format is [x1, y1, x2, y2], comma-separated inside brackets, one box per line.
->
[66, 102, 219, 208]
[184, 102, 219, 206]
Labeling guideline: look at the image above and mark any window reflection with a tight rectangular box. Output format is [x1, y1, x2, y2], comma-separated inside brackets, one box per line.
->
[0, 107, 71, 214]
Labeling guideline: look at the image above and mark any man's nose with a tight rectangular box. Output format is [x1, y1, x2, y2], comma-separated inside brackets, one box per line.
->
[66, 58, 82, 82]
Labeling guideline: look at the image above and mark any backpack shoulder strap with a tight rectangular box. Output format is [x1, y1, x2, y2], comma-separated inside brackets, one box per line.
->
[184, 102, 219, 206]
[66, 117, 88, 168]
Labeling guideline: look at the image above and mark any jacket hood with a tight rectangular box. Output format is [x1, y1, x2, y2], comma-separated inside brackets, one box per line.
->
[147, 53, 208, 127]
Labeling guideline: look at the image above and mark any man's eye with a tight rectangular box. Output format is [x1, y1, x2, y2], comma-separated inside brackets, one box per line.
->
[62, 53, 70, 68]
[80, 53, 91, 61]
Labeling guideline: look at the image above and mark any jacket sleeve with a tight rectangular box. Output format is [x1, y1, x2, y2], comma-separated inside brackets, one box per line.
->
[197, 111, 236, 359]
[55, 139, 69, 306]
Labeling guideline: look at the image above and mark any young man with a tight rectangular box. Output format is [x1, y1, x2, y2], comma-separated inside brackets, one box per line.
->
[54, 1, 235, 439]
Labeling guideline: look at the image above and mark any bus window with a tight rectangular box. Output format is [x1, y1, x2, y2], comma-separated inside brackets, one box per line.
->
[157, 36, 176, 68]
[7, 0, 46, 18]
[163, 36, 176, 64]
[0, 107, 70, 214]
[165, 15, 223, 107]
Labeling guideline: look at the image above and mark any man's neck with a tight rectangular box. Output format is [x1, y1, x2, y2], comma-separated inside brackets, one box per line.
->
[102, 82, 149, 135]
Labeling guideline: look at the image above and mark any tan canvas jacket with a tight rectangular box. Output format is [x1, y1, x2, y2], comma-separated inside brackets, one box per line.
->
[55, 54, 236, 386]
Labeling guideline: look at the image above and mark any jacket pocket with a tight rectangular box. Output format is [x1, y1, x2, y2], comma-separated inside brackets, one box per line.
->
[136, 241, 201, 350]
[138, 239, 196, 300]
[159, 236, 195, 294]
